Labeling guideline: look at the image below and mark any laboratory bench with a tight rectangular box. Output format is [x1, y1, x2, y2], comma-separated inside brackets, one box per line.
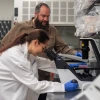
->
[47, 90, 81, 100]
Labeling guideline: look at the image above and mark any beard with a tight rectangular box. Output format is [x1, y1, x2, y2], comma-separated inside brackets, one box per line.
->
[34, 17, 49, 32]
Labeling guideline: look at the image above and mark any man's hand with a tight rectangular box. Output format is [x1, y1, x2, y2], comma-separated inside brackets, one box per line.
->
[75, 52, 82, 57]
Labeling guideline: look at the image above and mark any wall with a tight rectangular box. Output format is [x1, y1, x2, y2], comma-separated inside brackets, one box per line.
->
[0, 0, 14, 21]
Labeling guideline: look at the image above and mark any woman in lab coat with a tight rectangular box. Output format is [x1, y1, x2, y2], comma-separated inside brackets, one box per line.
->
[0, 29, 78, 100]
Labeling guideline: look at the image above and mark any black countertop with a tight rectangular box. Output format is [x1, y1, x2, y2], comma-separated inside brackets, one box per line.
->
[47, 90, 81, 100]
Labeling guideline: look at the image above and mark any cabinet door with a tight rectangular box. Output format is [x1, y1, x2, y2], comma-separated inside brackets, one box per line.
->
[22, 1, 29, 21]
[45, 0, 75, 25]
[67, 1, 74, 23]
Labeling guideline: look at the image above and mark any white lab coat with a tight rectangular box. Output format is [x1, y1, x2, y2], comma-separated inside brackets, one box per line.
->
[0, 43, 65, 100]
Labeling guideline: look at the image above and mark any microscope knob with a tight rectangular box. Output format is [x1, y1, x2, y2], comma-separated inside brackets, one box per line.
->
[71, 79, 78, 83]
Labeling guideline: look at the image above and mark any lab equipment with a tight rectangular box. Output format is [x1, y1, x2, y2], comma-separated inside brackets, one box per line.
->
[44, 48, 100, 89]
[70, 1, 100, 99]
[0, 20, 11, 40]
[74, 0, 100, 37]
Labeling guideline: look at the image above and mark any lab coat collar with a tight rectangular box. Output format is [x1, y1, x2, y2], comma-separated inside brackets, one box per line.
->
[29, 18, 36, 29]
[21, 42, 36, 60]
[21, 42, 29, 58]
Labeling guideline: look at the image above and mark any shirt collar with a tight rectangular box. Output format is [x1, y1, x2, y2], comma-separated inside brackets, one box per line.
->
[29, 18, 36, 29]
[21, 42, 36, 60]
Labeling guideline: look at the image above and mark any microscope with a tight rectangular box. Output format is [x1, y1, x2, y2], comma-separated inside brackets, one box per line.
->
[44, 44, 100, 89]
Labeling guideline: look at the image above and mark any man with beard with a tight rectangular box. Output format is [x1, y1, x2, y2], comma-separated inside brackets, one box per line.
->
[1, 3, 82, 100]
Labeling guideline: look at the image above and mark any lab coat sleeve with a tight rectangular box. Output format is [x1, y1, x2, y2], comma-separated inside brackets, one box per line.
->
[11, 59, 65, 94]
[35, 56, 58, 74]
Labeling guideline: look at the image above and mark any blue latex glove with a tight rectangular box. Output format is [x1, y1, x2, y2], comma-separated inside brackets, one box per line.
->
[64, 80, 79, 92]
[75, 52, 82, 57]
[69, 62, 87, 68]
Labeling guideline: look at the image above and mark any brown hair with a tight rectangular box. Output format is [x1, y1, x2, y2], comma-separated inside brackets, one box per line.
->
[0, 29, 49, 53]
